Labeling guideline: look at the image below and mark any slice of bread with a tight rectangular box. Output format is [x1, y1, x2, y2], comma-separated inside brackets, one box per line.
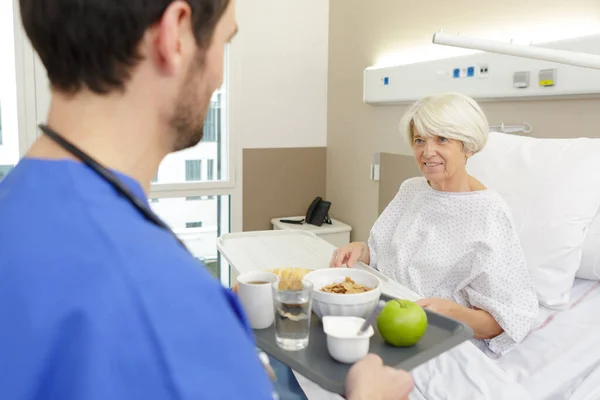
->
[232, 267, 312, 292]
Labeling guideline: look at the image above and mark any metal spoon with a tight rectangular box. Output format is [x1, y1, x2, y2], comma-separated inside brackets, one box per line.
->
[357, 300, 387, 336]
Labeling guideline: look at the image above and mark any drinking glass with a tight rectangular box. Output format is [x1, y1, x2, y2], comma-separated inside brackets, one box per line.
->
[271, 279, 313, 351]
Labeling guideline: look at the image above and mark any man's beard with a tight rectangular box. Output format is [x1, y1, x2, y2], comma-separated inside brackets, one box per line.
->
[169, 54, 212, 153]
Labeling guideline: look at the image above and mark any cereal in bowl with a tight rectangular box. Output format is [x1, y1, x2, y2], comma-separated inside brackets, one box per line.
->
[321, 277, 373, 294]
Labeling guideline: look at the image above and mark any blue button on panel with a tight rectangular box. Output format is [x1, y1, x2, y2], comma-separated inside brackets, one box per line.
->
[453, 68, 460, 78]
[467, 66, 475, 77]
[383, 76, 389, 85]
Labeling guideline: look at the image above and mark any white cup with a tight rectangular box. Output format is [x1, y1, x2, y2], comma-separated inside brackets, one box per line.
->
[237, 271, 280, 329]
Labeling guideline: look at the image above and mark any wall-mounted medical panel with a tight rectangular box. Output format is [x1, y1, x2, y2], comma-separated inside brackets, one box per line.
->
[364, 34, 600, 104]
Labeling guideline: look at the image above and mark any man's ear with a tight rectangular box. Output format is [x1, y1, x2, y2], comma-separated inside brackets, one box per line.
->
[148, 1, 194, 77]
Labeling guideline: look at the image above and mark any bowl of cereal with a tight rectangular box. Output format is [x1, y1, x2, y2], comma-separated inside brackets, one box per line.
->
[302, 268, 382, 318]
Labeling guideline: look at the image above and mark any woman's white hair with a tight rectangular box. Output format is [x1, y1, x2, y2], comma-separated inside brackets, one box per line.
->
[399, 92, 489, 154]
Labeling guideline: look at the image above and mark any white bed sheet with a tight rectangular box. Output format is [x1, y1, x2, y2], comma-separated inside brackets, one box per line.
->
[490, 278, 600, 400]
[216, 231, 600, 399]
[296, 278, 600, 400]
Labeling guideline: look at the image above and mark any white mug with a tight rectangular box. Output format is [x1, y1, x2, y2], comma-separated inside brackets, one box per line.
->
[237, 271, 279, 329]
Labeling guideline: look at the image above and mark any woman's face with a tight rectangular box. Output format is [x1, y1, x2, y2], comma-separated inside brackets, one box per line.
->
[411, 131, 471, 186]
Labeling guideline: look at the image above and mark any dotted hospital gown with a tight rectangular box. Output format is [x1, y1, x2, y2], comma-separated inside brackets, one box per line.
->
[368, 177, 539, 355]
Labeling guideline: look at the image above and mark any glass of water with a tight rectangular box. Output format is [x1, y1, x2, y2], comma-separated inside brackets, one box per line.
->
[271, 279, 313, 351]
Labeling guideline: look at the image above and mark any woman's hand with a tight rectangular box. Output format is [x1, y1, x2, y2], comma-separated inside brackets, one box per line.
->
[330, 242, 369, 268]
[416, 298, 503, 340]
[416, 298, 460, 317]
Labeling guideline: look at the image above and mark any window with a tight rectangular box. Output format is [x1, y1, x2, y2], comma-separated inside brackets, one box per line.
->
[148, 48, 236, 286]
[153, 90, 228, 185]
[207, 159, 215, 181]
[149, 195, 229, 281]
[0, 165, 13, 179]
[185, 160, 202, 181]
[203, 92, 220, 143]
[200, 257, 219, 278]
[186, 195, 216, 201]
[0, 0, 20, 180]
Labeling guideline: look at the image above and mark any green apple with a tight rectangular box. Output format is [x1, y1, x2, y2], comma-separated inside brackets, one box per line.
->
[377, 299, 428, 346]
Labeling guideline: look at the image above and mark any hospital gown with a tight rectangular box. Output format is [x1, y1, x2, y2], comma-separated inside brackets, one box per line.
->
[368, 177, 539, 355]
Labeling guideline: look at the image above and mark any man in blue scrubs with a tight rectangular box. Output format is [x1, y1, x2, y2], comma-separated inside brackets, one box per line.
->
[0, 1, 414, 399]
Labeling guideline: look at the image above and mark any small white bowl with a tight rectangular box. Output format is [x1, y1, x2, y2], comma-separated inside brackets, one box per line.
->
[303, 268, 382, 318]
[322, 316, 374, 364]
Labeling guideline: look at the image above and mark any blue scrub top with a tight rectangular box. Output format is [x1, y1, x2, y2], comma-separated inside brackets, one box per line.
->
[0, 159, 274, 400]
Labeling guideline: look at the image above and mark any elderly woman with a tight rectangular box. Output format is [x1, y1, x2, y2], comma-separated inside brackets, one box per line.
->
[331, 92, 539, 356]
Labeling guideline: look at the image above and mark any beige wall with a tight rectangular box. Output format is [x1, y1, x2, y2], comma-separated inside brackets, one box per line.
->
[327, 0, 600, 242]
[232, 0, 329, 232]
[242, 147, 327, 232]
[232, 0, 329, 150]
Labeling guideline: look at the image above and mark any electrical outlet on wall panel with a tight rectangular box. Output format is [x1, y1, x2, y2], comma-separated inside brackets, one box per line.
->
[478, 65, 490, 78]
[371, 164, 380, 181]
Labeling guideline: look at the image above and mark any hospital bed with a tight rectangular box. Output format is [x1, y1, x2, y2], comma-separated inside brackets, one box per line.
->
[495, 278, 600, 400]
[304, 279, 600, 400]
[221, 228, 600, 400]
[221, 128, 600, 400]
[296, 35, 600, 399]
[296, 280, 599, 400]
[370, 130, 600, 400]
[404, 279, 600, 400]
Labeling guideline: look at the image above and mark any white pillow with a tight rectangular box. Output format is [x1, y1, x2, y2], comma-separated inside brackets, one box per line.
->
[467, 132, 600, 308]
[579, 210, 600, 280]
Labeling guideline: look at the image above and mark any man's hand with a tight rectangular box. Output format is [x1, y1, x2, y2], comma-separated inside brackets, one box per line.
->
[345, 354, 413, 400]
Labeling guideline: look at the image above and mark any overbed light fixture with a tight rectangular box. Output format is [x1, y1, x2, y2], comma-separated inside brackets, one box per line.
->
[432, 31, 600, 70]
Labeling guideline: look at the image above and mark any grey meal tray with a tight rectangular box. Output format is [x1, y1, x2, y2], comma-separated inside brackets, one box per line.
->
[254, 293, 474, 395]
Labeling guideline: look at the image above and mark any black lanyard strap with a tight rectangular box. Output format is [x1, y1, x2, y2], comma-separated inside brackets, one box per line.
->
[38, 123, 189, 251]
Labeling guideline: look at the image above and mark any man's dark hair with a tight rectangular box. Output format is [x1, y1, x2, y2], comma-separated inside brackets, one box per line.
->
[20, 0, 230, 94]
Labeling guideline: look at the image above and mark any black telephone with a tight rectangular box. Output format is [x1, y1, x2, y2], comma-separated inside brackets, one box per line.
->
[280, 197, 332, 227]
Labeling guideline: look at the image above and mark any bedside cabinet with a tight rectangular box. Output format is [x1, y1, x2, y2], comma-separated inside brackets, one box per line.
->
[271, 216, 352, 248]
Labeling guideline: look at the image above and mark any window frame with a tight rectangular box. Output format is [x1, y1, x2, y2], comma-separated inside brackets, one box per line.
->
[11, 0, 38, 157]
